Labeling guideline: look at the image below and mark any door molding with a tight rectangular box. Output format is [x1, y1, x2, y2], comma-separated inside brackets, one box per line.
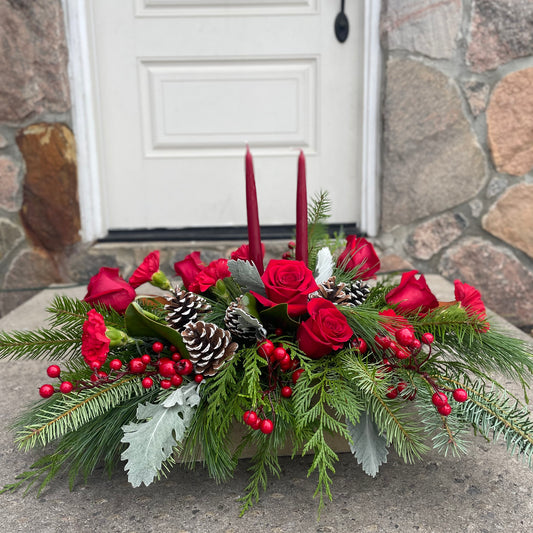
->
[63, 0, 382, 241]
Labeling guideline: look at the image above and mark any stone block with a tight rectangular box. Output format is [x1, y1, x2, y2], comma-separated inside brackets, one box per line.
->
[16, 123, 81, 252]
[466, 0, 533, 72]
[0, 156, 21, 212]
[461, 80, 489, 117]
[381, 59, 486, 230]
[0, 0, 70, 122]
[381, 0, 461, 59]
[487, 67, 533, 176]
[0, 219, 24, 262]
[482, 183, 533, 259]
[439, 237, 533, 327]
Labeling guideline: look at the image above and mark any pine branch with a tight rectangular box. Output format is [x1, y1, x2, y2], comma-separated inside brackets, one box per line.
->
[307, 190, 332, 272]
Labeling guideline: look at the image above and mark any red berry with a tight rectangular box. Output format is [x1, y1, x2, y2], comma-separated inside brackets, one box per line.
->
[171, 374, 183, 387]
[39, 384, 55, 398]
[381, 358, 393, 372]
[279, 356, 292, 371]
[292, 368, 305, 384]
[273, 347, 287, 361]
[152, 341, 164, 353]
[194, 374, 204, 384]
[257, 339, 275, 358]
[176, 359, 193, 375]
[243, 410, 258, 426]
[386, 386, 398, 399]
[160, 379, 172, 389]
[351, 337, 368, 354]
[59, 381, 73, 394]
[410, 339, 422, 351]
[281, 386, 293, 398]
[288, 241, 296, 249]
[172, 352, 182, 361]
[46, 365, 61, 378]
[169, 345, 177, 353]
[453, 388, 468, 402]
[250, 417, 262, 430]
[159, 359, 176, 377]
[375, 335, 392, 349]
[421, 332, 434, 345]
[274, 328, 283, 336]
[396, 382, 407, 394]
[90, 360, 102, 370]
[395, 327, 415, 347]
[129, 358, 147, 374]
[393, 345, 411, 359]
[438, 403, 452, 416]
[109, 359, 123, 370]
[141, 354, 152, 365]
[90, 371, 107, 382]
[142, 377, 154, 389]
[431, 392, 448, 407]
[259, 419, 274, 434]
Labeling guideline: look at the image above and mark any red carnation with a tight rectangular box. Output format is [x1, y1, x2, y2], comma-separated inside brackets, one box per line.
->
[81, 309, 110, 368]
[189, 258, 231, 293]
[385, 270, 438, 315]
[337, 236, 380, 280]
[454, 280, 489, 331]
[231, 243, 266, 262]
[129, 251, 160, 289]
[84, 267, 136, 314]
[174, 251, 206, 290]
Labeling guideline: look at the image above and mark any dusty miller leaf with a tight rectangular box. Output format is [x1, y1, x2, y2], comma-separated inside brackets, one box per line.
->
[232, 307, 267, 339]
[314, 247, 334, 284]
[121, 382, 200, 487]
[227, 260, 266, 296]
[347, 412, 389, 477]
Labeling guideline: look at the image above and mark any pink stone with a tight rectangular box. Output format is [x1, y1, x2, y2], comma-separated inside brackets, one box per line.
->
[487, 68, 533, 176]
[0, 156, 21, 212]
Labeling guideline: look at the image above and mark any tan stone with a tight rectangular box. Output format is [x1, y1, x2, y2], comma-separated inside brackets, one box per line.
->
[487, 68, 533, 176]
[16, 123, 80, 251]
[0, 156, 21, 212]
[482, 183, 533, 259]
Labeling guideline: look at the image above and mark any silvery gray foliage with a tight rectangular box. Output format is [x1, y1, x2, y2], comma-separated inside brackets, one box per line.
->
[231, 306, 267, 339]
[227, 259, 266, 296]
[121, 382, 201, 487]
[347, 412, 389, 477]
[314, 247, 334, 285]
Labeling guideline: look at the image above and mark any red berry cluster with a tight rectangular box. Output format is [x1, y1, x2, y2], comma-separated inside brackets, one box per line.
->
[242, 338, 305, 436]
[38, 342, 202, 398]
[281, 241, 296, 260]
[373, 328, 468, 416]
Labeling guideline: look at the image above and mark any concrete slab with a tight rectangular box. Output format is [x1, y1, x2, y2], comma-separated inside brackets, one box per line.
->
[1, 278, 533, 532]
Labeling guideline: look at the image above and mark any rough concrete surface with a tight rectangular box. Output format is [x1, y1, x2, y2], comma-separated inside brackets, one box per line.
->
[1, 279, 532, 532]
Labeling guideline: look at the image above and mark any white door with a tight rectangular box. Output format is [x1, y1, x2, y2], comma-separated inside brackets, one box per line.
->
[88, 0, 365, 231]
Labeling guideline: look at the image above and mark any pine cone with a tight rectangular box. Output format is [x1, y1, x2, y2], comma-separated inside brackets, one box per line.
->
[310, 276, 352, 305]
[224, 296, 264, 342]
[347, 280, 371, 306]
[181, 321, 238, 377]
[165, 290, 211, 331]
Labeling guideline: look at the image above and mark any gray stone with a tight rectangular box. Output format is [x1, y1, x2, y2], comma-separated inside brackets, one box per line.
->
[381, 0, 461, 59]
[406, 213, 467, 260]
[469, 198, 483, 218]
[0, 0, 70, 122]
[486, 176, 508, 198]
[461, 80, 490, 116]
[0, 219, 24, 261]
[466, 0, 533, 72]
[381, 59, 486, 230]
[0, 155, 21, 212]
[0, 134, 8, 148]
[439, 237, 533, 327]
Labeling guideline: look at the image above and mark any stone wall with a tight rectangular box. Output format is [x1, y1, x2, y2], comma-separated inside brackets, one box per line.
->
[378, 0, 533, 330]
[0, 0, 79, 315]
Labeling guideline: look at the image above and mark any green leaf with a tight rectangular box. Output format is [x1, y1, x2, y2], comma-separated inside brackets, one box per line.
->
[227, 260, 266, 296]
[125, 301, 188, 355]
[121, 382, 200, 487]
[347, 412, 389, 477]
[259, 303, 299, 331]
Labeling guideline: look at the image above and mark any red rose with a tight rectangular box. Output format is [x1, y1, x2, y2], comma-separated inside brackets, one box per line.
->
[129, 251, 160, 289]
[230, 243, 266, 262]
[251, 259, 319, 316]
[189, 258, 231, 293]
[81, 309, 110, 368]
[174, 251, 205, 290]
[84, 267, 136, 314]
[297, 299, 353, 358]
[337, 236, 380, 280]
[385, 270, 438, 315]
[454, 280, 489, 330]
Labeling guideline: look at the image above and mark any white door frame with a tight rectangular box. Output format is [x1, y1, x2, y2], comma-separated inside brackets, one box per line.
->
[62, 0, 381, 242]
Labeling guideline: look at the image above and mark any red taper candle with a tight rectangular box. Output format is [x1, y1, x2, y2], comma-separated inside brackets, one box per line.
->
[296, 150, 308, 265]
[245, 146, 264, 274]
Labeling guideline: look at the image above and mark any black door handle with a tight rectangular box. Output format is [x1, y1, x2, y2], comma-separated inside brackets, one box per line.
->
[334, 0, 349, 43]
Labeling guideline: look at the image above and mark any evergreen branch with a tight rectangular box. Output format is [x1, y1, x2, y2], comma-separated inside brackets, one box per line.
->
[15, 376, 146, 450]
[307, 190, 332, 272]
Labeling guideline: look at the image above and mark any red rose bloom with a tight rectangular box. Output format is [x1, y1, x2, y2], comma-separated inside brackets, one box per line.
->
[385, 270, 438, 315]
[81, 309, 110, 368]
[231, 243, 266, 262]
[189, 258, 231, 293]
[297, 299, 353, 359]
[251, 259, 319, 317]
[174, 251, 205, 290]
[337, 236, 380, 280]
[129, 251, 160, 289]
[84, 267, 136, 314]
[454, 280, 489, 330]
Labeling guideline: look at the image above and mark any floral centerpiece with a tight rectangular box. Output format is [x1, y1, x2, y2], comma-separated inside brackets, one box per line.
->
[1, 149, 533, 515]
